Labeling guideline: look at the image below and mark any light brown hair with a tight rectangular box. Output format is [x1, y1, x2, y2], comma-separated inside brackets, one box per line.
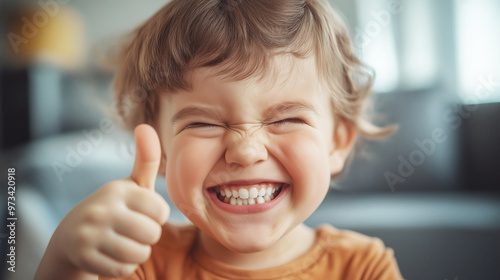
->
[112, 0, 394, 139]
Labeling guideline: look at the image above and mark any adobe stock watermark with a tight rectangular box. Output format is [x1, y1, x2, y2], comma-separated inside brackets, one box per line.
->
[51, 118, 116, 183]
[108, 64, 170, 125]
[384, 73, 500, 190]
[7, 0, 71, 54]
[354, 0, 411, 53]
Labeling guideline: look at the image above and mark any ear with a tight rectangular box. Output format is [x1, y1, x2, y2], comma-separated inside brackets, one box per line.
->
[329, 120, 357, 175]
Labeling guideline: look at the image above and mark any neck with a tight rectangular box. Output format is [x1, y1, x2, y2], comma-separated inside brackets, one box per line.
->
[196, 223, 316, 270]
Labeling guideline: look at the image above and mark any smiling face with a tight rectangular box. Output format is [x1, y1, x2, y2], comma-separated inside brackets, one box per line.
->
[157, 55, 353, 254]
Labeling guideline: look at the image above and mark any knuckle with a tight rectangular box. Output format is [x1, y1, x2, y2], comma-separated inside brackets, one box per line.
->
[74, 226, 94, 250]
[82, 205, 107, 225]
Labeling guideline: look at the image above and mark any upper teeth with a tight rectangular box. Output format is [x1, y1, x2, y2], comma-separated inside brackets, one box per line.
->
[217, 183, 282, 205]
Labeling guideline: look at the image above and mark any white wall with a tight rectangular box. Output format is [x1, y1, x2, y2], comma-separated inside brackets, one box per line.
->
[66, 0, 168, 62]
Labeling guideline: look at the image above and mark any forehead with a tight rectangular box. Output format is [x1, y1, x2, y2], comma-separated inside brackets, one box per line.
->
[159, 55, 333, 124]
[183, 54, 321, 94]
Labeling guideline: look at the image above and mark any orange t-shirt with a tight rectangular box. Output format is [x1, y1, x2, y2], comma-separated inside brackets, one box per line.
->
[101, 223, 403, 280]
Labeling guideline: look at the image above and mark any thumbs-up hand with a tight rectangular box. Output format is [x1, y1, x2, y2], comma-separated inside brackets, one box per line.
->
[36, 124, 170, 279]
[130, 124, 163, 191]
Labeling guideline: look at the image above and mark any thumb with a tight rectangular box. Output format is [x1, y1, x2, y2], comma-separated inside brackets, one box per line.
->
[130, 124, 161, 191]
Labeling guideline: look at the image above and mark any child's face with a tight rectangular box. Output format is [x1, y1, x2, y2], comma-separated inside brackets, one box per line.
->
[157, 55, 351, 253]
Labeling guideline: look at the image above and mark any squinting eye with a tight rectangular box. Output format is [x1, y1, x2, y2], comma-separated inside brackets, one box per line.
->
[184, 123, 220, 129]
[271, 118, 306, 126]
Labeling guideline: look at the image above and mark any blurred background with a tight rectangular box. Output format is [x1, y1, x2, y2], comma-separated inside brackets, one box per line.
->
[0, 0, 499, 279]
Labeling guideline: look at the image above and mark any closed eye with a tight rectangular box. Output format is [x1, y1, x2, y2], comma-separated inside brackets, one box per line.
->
[184, 122, 220, 129]
[271, 118, 306, 126]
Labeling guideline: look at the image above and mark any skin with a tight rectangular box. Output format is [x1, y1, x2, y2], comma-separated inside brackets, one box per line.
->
[158, 55, 355, 269]
[34, 55, 355, 279]
[35, 126, 170, 279]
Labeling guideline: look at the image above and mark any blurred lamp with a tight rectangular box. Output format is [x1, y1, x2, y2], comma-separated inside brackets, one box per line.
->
[7, 6, 85, 69]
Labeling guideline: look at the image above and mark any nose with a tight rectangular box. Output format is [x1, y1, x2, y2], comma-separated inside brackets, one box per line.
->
[224, 130, 268, 167]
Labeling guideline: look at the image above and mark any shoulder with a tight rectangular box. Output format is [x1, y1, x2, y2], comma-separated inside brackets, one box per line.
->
[314, 224, 403, 279]
[317, 224, 387, 254]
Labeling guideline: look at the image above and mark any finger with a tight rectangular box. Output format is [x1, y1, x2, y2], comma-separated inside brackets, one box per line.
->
[79, 248, 138, 278]
[114, 210, 163, 245]
[130, 124, 161, 191]
[99, 232, 152, 264]
[126, 189, 170, 225]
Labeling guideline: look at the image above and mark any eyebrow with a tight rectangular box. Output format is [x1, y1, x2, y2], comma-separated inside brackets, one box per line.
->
[171, 107, 224, 124]
[262, 101, 319, 120]
[171, 101, 319, 124]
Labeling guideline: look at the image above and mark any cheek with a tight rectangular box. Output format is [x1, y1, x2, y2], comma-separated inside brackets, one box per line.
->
[273, 131, 331, 195]
[280, 131, 330, 168]
[165, 137, 223, 200]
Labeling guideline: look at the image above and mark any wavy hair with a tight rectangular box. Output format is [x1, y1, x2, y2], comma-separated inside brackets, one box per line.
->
[112, 0, 395, 139]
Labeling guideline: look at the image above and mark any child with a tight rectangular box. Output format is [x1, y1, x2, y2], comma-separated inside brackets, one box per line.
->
[36, 0, 403, 279]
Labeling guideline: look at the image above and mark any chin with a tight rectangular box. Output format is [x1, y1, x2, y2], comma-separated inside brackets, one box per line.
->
[221, 230, 281, 254]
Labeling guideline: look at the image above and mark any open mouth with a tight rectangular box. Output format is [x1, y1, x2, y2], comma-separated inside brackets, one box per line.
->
[212, 183, 285, 205]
